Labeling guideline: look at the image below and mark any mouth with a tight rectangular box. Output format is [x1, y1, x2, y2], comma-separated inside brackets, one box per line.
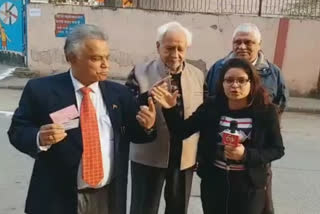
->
[98, 71, 108, 75]
[168, 58, 180, 62]
[230, 91, 240, 95]
[237, 51, 249, 55]
[169, 61, 179, 65]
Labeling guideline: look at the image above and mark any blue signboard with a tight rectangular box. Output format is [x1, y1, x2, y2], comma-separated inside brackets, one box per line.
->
[55, 13, 85, 37]
[0, 0, 24, 54]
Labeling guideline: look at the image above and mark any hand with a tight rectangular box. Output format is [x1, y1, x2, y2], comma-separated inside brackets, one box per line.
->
[39, 124, 67, 146]
[151, 86, 179, 109]
[151, 75, 171, 89]
[193, 162, 199, 171]
[148, 81, 169, 97]
[153, 80, 169, 91]
[224, 144, 245, 161]
[136, 97, 156, 129]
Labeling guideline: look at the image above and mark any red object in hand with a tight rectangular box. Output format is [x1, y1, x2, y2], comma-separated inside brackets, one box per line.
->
[222, 132, 240, 147]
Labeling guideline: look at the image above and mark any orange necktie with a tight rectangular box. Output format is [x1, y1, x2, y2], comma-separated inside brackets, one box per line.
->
[80, 87, 103, 187]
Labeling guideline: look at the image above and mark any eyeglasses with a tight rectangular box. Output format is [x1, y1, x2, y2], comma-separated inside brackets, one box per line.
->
[233, 39, 257, 47]
[223, 78, 250, 87]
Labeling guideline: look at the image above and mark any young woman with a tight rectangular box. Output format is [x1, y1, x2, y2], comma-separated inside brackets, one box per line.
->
[151, 58, 285, 214]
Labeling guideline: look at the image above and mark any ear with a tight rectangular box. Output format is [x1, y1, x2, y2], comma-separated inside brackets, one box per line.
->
[67, 53, 77, 64]
[258, 39, 262, 48]
[156, 41, 160, 53]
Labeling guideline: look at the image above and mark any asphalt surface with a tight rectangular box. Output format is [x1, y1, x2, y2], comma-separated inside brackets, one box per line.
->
[0, 74, 320, 214]
[0, 91, 320, 214]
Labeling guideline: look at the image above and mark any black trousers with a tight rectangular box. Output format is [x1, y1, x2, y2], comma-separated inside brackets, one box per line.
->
[201, 166, 265, 214]
[130, 161, 193, 214]
[263, 165, 274, 214]
[47, 177, 127, 214]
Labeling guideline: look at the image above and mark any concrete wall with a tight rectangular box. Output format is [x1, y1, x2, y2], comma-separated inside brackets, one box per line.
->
[282, 19, 320, 96]
[26, 3, 320, 96]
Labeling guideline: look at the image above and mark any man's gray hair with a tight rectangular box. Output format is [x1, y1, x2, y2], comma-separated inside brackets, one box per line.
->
[232, 23, 261, 43]
[156, 21, 192, 47]
[64, 24, 108, 59]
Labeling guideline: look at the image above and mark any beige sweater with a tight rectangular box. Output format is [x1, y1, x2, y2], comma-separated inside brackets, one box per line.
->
[129, 59, 204, 170]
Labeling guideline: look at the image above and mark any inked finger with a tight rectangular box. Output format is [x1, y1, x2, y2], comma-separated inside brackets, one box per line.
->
[52, 133, 68, 144]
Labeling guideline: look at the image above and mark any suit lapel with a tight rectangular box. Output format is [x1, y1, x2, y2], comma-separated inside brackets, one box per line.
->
[50, 71, 77, 110]
[50, 71, 82, 151]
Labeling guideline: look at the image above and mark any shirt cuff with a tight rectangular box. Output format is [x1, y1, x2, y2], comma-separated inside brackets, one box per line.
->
[37, 132, 51, 152]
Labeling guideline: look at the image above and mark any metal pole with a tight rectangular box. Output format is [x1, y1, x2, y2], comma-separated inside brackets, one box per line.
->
[258, 0, 263, 16]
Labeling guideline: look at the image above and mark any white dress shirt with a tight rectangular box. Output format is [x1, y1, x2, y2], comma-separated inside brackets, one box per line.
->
[38, 71, 114, 189]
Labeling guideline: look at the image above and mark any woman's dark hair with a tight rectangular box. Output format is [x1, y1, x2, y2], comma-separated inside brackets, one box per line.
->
[215, 57, 271, 109]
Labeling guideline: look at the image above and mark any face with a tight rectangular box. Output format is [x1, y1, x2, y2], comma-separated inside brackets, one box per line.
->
[69, 39, 110, 86]
[232, 32, 261, 62]
[223, 67, 251, 102]
[157, 31, 187, 72]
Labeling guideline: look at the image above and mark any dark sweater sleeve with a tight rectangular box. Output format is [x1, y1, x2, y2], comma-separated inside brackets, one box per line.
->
[245, 106, 285, 167]
[125, 67, 149, 105]
[122, 86, 156, 143]
[162, 99, 211, 141]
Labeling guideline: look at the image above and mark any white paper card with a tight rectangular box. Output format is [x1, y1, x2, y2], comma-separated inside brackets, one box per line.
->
[63, 118, 79, 131]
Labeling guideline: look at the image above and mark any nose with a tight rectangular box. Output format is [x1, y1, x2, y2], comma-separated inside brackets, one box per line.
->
[230, 81, 240, 87]
[101, 58, 109, 68]
[170, 48, 179, 58]
[238, 42, 246, 49]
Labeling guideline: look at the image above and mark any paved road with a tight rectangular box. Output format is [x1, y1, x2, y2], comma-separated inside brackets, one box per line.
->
[0, 89, 320, 214]
[0, 114, 33, 214]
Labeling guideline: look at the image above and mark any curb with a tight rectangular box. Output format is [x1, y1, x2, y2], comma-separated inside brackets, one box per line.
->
[285, 107, 320, 114]
[0, 85, 24, 90]
[0, 111, 13, 116]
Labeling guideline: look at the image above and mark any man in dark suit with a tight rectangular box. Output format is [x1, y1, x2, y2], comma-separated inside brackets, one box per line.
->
[7, 24, 156, 214]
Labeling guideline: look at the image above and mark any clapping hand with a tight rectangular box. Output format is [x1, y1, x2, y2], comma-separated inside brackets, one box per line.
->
[151, 86, 179, 109]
